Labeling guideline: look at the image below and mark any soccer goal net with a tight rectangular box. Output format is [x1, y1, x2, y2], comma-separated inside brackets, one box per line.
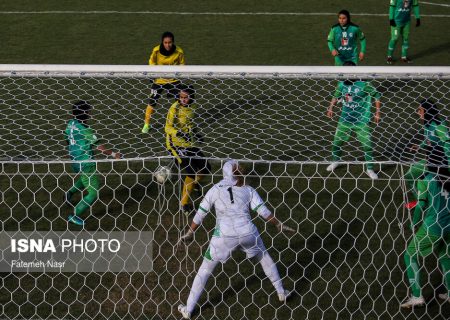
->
[0, 65, 449, 320]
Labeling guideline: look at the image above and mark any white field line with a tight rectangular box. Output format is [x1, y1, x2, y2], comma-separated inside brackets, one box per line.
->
[0, 11, 448, 17]
[422, 1, 450, 7]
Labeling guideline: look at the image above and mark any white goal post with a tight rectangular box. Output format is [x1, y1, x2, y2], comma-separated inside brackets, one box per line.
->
[1, 64, 448, 76]
[0, 65, 449, 320]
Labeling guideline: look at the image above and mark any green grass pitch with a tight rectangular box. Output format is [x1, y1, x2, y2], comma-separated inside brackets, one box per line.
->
[0, 0, 450, 319]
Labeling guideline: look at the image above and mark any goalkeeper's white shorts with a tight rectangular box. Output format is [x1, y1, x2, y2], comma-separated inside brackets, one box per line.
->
[207, 231, 267, 262]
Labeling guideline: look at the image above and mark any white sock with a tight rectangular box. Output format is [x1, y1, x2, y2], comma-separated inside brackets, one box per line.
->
[186, 258, 219, 314]
[257, 252, 284, 294]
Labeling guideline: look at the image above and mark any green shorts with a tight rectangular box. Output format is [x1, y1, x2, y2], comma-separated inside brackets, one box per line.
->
[407, 225, 450, 258]
[334, 56, 358, 66]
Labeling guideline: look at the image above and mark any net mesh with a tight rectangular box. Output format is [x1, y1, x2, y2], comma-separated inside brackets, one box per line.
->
[0, 65, 449, 319]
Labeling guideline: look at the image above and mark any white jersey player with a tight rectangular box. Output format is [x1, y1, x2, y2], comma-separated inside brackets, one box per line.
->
[177, 160, 295, 319]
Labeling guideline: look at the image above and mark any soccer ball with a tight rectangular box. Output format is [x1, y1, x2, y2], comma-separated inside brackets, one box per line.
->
[154, 166, 171, 184]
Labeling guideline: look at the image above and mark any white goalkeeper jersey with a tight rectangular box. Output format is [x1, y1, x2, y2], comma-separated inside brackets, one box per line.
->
[193, 183, 272, 238]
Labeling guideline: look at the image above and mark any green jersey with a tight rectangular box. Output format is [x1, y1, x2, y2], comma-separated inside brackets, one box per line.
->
[389, 0, 420, 27]
[421, 121, 450, 164]
[333, 81, 381, 125]
[327, 23, 366, 61]
[65, 119, 98, 163]
[413, 173, 450, 235]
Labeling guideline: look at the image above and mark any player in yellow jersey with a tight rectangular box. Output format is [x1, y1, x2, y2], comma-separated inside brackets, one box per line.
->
[165, 85, 211, 215]
[142, 31, 185, 133]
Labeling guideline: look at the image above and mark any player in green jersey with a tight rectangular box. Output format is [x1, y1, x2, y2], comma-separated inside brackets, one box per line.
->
[327, 10, 366, 66]
[65, 101, 121, 226]
[326, 62, 381, 179]
[387, 0, 421, 64]
[405, 99, 449, 209]
[401, 144, 450, 308]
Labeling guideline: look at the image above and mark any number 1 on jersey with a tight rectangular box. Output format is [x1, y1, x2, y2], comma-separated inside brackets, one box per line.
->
[227, 187, 234, 204]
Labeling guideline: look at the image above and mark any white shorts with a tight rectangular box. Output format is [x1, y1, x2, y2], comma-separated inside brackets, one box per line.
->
[206, 230, 267, 262]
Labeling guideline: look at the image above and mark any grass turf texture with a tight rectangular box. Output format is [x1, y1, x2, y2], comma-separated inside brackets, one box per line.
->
[0, 0, 449, 65]
[1, 0, 450, 319]
[1, 161, 449, 319]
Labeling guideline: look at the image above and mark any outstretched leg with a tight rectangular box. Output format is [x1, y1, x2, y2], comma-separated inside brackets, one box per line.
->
[331, 122, 352, 162]
[67, 176, 85, 203]
[74, 171, 99, 217]
[401, 23, 411, 59]
[403, 250, 422, 299]
[181, 176, 196, 209]
[401, 226, 440, 308]
[142, 83, 162, 133]
[404, 160, 426, 200]
[387, 26, 401, 58]
[184, 258, 219, 315]
[255, 252, 285, 295]
[355, 123, 373, 170]
[438, 235, 450, 300]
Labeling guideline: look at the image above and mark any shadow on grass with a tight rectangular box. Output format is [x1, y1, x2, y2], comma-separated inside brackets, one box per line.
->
[409, 41, 450, 61]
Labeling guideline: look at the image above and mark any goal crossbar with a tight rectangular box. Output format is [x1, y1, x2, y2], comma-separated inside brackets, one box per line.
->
[0, 64, 449, 79]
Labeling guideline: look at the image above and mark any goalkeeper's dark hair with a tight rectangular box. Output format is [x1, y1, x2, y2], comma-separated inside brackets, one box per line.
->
[338, 10, 351, 23]
[72, 100, 92, 123]
[420, 98, 443, 126]
[426, 143, 450, 192]
[178, 84, 195, 102]
[161, 31, 175, 42]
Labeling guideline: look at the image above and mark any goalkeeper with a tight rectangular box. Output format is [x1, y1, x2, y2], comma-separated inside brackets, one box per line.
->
[405, 99, 449, 209]
[142, 31, 185, 133]
[177, 160, 295, 319]
[65, 101, 121, 226]
[165, 85, 210, 216]
[387, 0, 421, 64]
[401, 144, 450, 308]
[326, 61, 381, 180]
[327, 10, 366, 66]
